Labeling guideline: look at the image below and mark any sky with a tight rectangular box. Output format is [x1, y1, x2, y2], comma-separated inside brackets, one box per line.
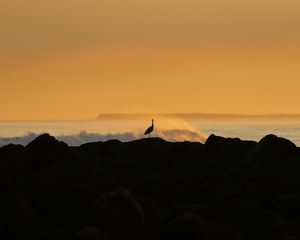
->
[1, 0, 300, 120]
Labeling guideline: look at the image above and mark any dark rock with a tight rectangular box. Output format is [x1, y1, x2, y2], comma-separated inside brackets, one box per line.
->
[75, 226, 109, 240]
[93, 188, 156, 240]
[25, 133, 73, 169]
[0, 192, 34, 239]
[0, 133, 299, 239]
[244, 134, 299, 176]
[78, 140, 121, 158]
[205, 134, 256, 157]
[161, 212, 240, 240]
[272, 195, 300, 222]
[196, 200, 284, 240]
[0, 144, 27, 171]
[26, 133, 68, 153]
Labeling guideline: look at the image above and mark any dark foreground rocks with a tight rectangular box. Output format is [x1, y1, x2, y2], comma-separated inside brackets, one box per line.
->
[1, 133, 300, 240]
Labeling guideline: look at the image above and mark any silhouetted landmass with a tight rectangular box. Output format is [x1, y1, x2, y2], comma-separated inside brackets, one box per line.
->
[97, 113, 300, 120]
[1, 133, 300, 239]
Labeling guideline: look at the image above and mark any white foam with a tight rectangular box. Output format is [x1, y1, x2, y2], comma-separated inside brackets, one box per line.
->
[0, 128, 206, 147]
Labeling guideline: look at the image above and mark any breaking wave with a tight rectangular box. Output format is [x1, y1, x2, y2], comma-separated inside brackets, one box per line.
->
[0, 128, 206, 147]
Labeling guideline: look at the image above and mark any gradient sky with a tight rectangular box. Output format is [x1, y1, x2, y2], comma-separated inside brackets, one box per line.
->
[1, 0, 300, 120]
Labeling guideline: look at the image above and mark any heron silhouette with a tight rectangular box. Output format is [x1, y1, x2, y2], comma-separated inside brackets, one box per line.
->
[144, 119, 154, 137]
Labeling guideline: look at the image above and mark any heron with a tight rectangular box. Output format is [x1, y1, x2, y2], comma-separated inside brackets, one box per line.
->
[144, 119, 154, 137]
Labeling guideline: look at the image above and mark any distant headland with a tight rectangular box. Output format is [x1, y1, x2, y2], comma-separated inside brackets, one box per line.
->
[97, 113, 300, 120]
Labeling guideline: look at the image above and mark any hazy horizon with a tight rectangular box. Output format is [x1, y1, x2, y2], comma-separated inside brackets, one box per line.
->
[1, 117, 300, 146]
[3, 112, 300, 122]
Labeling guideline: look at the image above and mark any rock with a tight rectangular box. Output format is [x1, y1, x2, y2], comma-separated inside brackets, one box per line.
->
[161, 212, 240, 240]
[205, 134, 256, 157]
[272, 195, 300, 223]
[244, 134, 299, 174]
[26, 133, 68, 153]
[75, 226, 109, 240]
[0, 144, 26, 172]
[196, 200, 284, 240]
[93, 188, 148, 240]
[0, 192, 34, 239]
[78, 140, 122, 158]
[25, 133, 72, 168]
[0, 133, 299, 239]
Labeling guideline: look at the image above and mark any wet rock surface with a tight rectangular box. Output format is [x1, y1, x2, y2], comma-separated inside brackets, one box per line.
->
[1, 133, 300, 239]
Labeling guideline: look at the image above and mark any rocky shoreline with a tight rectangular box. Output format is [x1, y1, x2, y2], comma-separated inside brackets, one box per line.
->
[1, 133, 300, 240]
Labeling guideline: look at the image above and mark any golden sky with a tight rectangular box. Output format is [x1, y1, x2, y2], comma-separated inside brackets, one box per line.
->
[1, 0, 300, 120]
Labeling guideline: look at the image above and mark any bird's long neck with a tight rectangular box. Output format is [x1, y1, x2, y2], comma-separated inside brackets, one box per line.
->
[152, 120, 154, 127]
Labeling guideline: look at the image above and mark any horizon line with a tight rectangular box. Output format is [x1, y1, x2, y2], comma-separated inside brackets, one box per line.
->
[97, 113, 300, 119]
[2, 113, 300, 122]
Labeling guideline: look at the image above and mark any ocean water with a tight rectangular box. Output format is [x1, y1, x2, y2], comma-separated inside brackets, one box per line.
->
[0, 118, 300, 146]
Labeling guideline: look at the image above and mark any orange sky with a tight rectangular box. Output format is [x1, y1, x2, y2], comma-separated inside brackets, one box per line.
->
[1, 0, 300, 120]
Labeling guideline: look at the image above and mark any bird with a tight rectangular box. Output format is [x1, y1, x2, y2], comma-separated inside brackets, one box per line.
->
[144, 119, 154, 137]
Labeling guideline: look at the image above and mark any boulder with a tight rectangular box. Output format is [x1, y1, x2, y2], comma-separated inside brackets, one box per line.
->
[244, 134, 299, 170]
[161, 212, 240, 240]
[26, 133, 68, 153]
[205, 134, 256, 157]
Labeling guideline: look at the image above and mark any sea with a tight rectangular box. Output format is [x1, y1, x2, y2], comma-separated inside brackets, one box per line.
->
[1, 118, 300, 147]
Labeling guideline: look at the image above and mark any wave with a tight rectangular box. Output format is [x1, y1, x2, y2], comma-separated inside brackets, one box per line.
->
[0, 129, 206, 147]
